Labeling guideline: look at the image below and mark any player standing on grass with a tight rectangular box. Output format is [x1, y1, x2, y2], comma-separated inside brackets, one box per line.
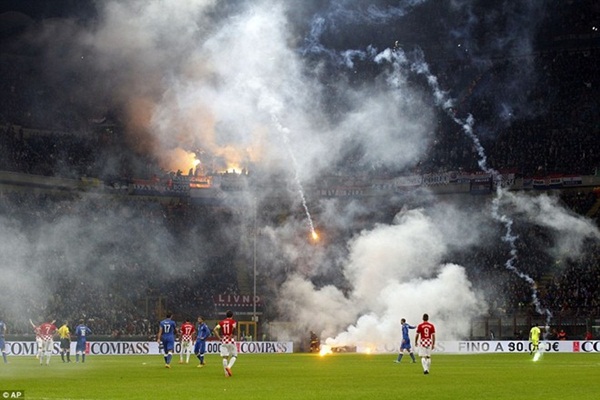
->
[31, 320, 42, 359]
[395, 318, 416, 363]
[415, 313, 435, 375]
[529, 323, 541, 355]
[39, 319, 57, 366]
[213, 310, 237, 377]
[179, 318, 195, 364]
[30, 319, 53, 359]
[75, 319, 92, 363]
[194, 316, 211, 367]
[157, 313, 177, 368]
[58, 321, 72, 363]
[0, 318, 8, 364]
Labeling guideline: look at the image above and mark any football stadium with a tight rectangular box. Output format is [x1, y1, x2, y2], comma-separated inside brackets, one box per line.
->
[0, 1, 599, 399]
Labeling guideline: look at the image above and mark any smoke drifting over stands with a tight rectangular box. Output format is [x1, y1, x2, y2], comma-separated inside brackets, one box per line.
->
[0, 1, 599, 343]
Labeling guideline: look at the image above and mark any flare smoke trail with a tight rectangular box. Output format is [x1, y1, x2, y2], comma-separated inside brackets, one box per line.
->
[397, 48, 555, 325]
[271, 114, 317, 239]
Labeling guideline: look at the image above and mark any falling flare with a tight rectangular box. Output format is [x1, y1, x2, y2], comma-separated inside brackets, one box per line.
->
[271, 114, 318, 239]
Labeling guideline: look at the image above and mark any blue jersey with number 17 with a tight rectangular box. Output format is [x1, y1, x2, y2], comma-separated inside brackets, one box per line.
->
[160, 319, 177, 339]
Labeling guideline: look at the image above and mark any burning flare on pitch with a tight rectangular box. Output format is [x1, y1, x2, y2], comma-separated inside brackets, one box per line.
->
[319, 344, 332, 357]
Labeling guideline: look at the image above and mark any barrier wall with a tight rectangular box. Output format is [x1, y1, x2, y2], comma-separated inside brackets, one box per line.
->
[4, 341, 293, 356]
[357, 340, 600, 354]
[7, 340, 600, 356]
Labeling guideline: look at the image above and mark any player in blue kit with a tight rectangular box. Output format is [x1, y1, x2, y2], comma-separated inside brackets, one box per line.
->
[194, 316, 212, 367]
[157, 313, 177, 368]
[75, 319, 92, 363]
[0, 318, 8, 363]
[395, 318, 416, 363]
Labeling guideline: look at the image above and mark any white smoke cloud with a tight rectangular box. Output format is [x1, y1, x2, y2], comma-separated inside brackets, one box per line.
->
[503, 191, 600, 260]
[33, 0, 434, 178]
[275, 206, 488, 345]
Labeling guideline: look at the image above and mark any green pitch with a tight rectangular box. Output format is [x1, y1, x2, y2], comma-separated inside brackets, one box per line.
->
[1, 353, 599, 399]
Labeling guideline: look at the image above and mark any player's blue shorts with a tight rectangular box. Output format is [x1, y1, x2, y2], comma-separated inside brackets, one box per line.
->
[161, 337, 175, 353]
[0, 337, 5, 352]
[194, 340, 206, 355]
[400, 340, 412, 350]
[76, 339, 86, 352]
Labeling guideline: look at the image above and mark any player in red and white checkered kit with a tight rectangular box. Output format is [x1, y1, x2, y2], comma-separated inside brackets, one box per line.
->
[415, 313, 436, 375]
[213, 310, 237, 377]
[38, 320, 58, 366]
[178, 318, 195, 364]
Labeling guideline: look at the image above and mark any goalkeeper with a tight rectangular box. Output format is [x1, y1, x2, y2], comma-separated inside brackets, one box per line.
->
[529, 324, 541, 355]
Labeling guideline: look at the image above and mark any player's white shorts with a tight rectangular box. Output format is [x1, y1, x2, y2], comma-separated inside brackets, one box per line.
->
[220, 343, 238, 358]
[181, 340, 193, 352]
[36, 338, 43, 350]
[418, 345, 433, 357]
[41, 339, 54, 353]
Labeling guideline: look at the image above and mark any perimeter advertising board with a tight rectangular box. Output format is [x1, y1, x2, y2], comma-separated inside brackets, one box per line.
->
[356, 341, 600, 354]
[4, 341, 293, 356]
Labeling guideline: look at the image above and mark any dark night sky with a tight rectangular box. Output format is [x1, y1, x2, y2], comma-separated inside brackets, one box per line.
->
[0, 0, 96, 19]
[0, 0, 594, 136]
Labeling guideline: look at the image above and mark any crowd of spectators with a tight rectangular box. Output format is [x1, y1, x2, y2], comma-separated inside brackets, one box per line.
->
[451, 215, 600, 320]
[3, 185, 598, 338]
[544, 252, 600, 318]
[416, 47, 600, 177]
[0, 191, 242, 336]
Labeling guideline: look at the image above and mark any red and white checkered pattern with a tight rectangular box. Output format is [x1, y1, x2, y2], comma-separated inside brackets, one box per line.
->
[180, 322, 195, 342]
[419, 338, 433, 348]
[221, 335, 235, 344]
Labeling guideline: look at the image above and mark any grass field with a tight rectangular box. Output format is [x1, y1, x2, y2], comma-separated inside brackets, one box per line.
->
[1, 352, 599, 400]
